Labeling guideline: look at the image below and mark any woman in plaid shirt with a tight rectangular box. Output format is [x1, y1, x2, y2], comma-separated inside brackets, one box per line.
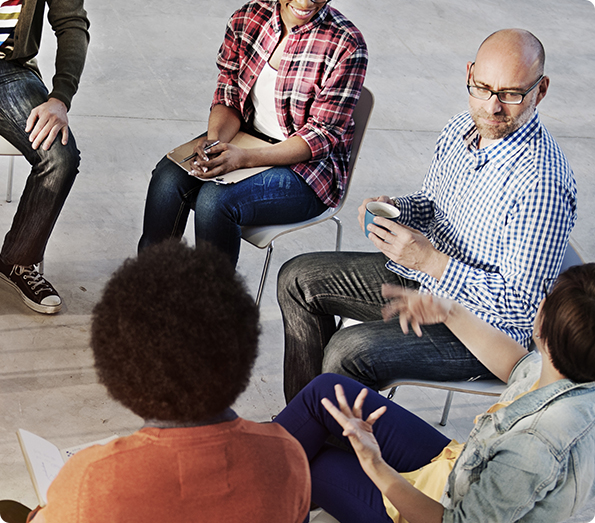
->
[139, 0, 368, 267]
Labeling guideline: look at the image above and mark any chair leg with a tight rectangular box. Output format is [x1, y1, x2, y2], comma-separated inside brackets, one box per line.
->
[7, 156, 14, 203]
[440, 390, 454, 426]
[255, 241, 274, 308]
[331, 215, 343, 251]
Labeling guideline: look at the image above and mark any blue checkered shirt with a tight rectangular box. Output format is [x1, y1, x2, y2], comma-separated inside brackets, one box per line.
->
[390, 110, 577, 347]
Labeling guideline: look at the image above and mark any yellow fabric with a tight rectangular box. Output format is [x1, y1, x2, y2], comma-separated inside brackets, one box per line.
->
[383, 380, 540, 522]
[382, 439, 464, 523]
[474, 380, 540, 424]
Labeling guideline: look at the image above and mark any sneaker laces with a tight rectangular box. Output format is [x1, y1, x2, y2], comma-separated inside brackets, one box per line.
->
[13, 265, 54, 294]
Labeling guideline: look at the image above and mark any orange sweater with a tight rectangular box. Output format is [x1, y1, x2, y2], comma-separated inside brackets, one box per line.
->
[34, 418, 310, 523]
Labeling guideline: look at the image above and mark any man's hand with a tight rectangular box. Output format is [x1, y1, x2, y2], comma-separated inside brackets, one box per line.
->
[26, 98, 69, 151]
[367, 217, 449, 280]
[357, 195, 394, 232]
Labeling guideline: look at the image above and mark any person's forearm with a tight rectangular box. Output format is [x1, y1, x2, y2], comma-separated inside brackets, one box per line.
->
[242, 135, 312, 167]
[363, 457, 444, 523]
[444, 302, 527, 382]
[207, 106, 311, 166]
[207, 104, 243, 143]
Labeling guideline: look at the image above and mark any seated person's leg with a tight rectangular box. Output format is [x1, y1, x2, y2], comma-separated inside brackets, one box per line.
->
[322, 319, 494, 391]
[275, 374, 450, 523]
[1, 136, 80, 267]
[311, 446, 393, 523]
[278, 251, 408, 402]
[0, 63, 80, 268]
[138, 156, 201, 252]
[0, 63, 80, 312]
[193, 166, 327, 268]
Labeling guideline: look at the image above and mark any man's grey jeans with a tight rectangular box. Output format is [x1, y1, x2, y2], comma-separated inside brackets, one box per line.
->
[277, 251, 494, 403]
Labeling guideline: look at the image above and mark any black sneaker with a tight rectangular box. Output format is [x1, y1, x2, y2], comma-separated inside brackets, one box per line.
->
[0, 264, 62, 314]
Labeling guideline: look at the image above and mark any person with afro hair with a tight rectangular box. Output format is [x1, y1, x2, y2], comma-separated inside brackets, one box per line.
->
[21, 240, 310, 523]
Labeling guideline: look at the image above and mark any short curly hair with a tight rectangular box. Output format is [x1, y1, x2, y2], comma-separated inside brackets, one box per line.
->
[540, 263, 595, 383]
[91, 240, 260, 422]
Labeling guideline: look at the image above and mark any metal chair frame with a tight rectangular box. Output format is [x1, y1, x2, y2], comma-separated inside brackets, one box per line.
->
[0, 135, 21, 203]
[241, 86, 375, 306]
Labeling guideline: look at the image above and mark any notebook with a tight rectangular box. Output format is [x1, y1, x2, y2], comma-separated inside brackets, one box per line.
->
[166, 131, 274, 185]
[16, 428, 118, 506]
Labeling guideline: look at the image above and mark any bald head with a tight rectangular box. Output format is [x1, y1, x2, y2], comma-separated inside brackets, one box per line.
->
[476, 29, 545, 78]
[467, 29, 549, 146]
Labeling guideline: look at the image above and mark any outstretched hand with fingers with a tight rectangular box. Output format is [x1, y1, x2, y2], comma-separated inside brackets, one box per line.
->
[381, 284, 455, 337]
[321, 384, 387, 468]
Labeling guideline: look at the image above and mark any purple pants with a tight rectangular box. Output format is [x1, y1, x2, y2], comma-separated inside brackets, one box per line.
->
[274, 373, 450, 523]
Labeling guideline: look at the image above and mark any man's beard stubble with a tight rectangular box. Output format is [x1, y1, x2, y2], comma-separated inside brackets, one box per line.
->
[469, 100, 536, 141]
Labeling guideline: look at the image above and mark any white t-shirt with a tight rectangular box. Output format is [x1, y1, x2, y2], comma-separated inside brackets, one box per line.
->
[250, 62, 286, 142]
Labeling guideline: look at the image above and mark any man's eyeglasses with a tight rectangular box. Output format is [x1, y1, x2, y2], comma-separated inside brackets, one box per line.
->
[310, 0, 330, 3]
[543, 277, 557, 298]
[467, 62, 544, 105]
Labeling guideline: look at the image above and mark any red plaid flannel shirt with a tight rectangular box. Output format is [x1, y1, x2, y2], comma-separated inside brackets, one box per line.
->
[212, 0, 368, 207]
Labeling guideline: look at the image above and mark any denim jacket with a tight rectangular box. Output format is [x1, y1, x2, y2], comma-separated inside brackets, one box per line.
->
[441, 352, 595, 522]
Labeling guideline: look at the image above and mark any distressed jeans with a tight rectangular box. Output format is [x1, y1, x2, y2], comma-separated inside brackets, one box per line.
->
[278, 251, 494, 402]
[138, 156, 328, 267]
[0, 60, 80, 266]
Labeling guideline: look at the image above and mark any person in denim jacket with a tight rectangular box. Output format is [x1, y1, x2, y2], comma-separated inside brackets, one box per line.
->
[275, 263, 595, 522]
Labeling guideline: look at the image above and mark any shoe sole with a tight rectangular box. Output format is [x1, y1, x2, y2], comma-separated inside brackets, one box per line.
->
[0, 273, 62, 314]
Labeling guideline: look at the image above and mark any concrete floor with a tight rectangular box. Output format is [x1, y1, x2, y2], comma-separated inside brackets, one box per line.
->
[1, 0, 594, 520]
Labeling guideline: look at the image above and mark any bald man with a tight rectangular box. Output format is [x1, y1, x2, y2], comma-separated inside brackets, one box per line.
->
[279, 29, 577, 402]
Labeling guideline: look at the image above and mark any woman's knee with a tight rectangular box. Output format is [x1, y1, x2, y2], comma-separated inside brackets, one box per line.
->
[291, 373, 362, 415]
[304, 373, 345, 398]
[194, 183, 230, 217]
[149, 156, 189, 193]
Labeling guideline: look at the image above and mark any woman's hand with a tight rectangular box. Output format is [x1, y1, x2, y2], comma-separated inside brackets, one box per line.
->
[321, 384, 386, 469]
[381, 285, 455, 337]
[323, 383, 446, 523]
[190, 141, 248, 179]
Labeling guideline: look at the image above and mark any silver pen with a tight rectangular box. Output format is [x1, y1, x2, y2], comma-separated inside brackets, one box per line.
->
[182, 140, 220, 163]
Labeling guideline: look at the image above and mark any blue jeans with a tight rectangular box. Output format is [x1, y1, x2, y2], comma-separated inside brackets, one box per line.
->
[274, 374, 451, 523]
[0, 60, 80, 266]
[138, 156, 328, 267]
[278, 251, 494, 402]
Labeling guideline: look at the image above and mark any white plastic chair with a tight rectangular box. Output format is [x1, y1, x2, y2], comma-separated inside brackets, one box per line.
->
[241, 86, 374, 306]
[382, 239, 584, 426]
[310, 510, 340, 523]
[0, 135, 22, 203]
